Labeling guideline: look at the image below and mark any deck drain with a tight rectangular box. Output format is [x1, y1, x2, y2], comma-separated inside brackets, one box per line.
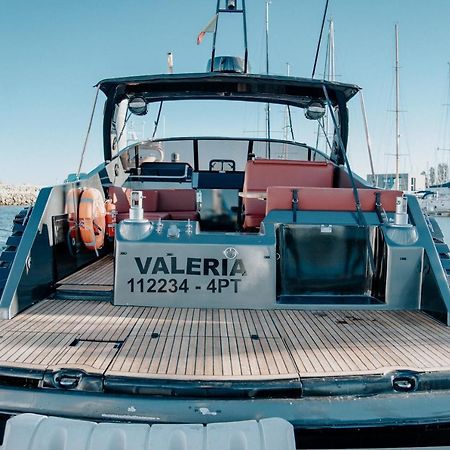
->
[69, 339, 79, 347]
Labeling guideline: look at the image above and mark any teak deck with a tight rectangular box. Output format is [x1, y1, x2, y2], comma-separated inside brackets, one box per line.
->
[2, 298, 450, 380]
[56, 256, 114, 292]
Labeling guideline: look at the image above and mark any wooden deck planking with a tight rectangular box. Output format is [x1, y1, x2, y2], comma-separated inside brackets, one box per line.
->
[4, 300, 450, 379]
[57, 256, 114, 287]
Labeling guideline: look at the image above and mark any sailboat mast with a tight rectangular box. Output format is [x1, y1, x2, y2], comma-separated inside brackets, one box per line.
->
[327, 19, 335, 82]
[395, 24, 400, 190]
[265, 0, 271, 158]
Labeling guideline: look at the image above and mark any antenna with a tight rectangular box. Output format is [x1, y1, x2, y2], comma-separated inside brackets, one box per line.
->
[167, 52, 174, 74]
[209, 0, 249, 73]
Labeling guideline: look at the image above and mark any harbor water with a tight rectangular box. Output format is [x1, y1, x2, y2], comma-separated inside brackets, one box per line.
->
[0, 206, 22, 250]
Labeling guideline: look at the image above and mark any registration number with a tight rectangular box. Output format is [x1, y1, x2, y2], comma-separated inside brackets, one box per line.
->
[126, 278, 241, 294]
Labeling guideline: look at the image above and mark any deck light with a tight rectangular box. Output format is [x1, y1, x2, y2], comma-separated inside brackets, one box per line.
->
[128, 96, 147, 116]
[305, 101, 325, 120]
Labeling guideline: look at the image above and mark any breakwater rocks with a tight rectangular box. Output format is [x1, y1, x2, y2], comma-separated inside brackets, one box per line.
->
[0, 184, 39, 206]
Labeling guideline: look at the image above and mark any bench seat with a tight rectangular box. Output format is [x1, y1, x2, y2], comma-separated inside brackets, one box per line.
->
[242, 159, 335, 229]
[109, 187, 198, 222]
[266, 186, 402, 215]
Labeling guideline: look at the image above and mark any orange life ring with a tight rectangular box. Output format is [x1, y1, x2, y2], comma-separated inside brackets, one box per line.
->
[64, 188, 81, 253]
[78, 188, 106, 251]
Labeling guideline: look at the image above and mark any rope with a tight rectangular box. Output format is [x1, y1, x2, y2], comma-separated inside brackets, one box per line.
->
[77, 85, 100, 178]
[151, 102, 164, 140]
[311, 0, 330, 78]
[116, 111, 131, 147]
[322, 84, 376, 274]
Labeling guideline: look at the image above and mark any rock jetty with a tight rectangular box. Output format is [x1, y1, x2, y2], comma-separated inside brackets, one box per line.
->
[0, 183, 39, 206]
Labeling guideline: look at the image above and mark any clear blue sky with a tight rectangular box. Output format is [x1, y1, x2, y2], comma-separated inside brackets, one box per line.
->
[1, 0, 449, 187]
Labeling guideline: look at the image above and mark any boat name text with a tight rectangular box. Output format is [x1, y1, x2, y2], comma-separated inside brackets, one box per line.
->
[134, 256, 247, 277]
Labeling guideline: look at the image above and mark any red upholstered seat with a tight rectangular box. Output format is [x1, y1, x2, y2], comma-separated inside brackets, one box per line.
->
[170, 211, 199, 220]
[110, 187, 197, 222]
[265, 186, 402, 215]
[156, 189, 198, 220]
[115, 212, 170, 222]
[142, 190, 158, 212]
[143, 212, 170, 221]
[109, 186, 131, 213]
[157, 189, 196, 212]
[242, 159, 335, 229]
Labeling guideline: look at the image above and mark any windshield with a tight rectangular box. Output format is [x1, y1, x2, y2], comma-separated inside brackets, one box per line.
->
[110, 98, 336, 162]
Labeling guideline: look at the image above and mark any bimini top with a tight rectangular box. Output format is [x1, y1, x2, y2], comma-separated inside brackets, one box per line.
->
[96, 72, 360, 107]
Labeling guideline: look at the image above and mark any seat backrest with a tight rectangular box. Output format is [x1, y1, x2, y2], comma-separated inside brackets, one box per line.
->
[141, 190, 158, 212]
[108, 186, 131, 212]
[243, 159, 335, 220]
[157, 189, 196, 212]
[266, 186, 402, 214]
[244, 159, 334, 191]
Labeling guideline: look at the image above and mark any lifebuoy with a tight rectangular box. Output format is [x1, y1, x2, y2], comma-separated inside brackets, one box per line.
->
[78, 188, 106, 251]
[64, 188, 81, 254]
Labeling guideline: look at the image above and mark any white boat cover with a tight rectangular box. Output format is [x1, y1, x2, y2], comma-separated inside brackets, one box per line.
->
[0, 414, 295, 450]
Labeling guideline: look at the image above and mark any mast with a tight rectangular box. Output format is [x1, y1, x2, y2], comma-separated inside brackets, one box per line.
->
[315, 19, 335, 152]
[326, 19, 335, 82]
[395, 24, 400, 190]
[265, 0, 271, 158]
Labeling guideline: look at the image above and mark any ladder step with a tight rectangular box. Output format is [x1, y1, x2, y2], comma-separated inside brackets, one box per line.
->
[441, 258, 450, 271]
[436, 243, 450, 255]
[6, 235, 21, 247]
[12, 224, 26, 233]
[0, 251, 15, 263]
[0, 266, 10, 282]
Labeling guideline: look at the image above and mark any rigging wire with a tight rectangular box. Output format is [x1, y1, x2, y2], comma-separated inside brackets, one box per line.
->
[322, 85, 376, 274]
[317, 118, 333, 153]
[152, 102, 164, 140]
[76, 85, 100, 178]
[359, 91, 376, 185]
[311, 0, 330, 78]
[116, 111, 132, 147]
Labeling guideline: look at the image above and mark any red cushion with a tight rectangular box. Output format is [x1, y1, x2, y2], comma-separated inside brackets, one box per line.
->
[144, 212, 170, 221]
[169, 211, 199, 220]
[266, 186, 403, 214]
[243, 160, 335, 218]
[109, 187, 130, 212]
[244, 159, 334, 190]
[142, 190, 158, 212]
[158, 189, 196, 212]
[116, 212, 170, 223]
[244, 214, 264, 229]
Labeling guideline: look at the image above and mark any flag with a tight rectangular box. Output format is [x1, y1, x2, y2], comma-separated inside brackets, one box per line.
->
[197, 14, 218, 45]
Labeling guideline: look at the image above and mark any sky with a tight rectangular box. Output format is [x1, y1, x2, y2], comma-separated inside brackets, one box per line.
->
[0, 0, 449, 188]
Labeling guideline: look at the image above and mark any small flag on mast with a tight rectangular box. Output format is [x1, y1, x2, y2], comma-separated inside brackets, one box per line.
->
[197, 14, 218, 45]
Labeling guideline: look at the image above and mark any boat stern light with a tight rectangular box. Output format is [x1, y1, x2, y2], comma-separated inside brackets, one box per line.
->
[129, 191, 144, 221]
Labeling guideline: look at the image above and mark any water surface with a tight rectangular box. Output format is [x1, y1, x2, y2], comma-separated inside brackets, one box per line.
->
[0, 206, 22, 250]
